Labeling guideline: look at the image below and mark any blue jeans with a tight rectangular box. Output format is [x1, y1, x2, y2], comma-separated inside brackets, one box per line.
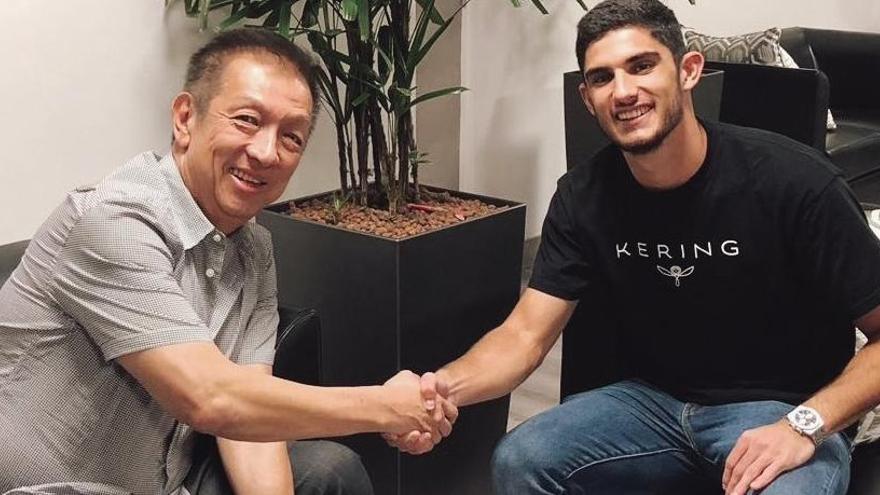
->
[492, 380, 852, 495]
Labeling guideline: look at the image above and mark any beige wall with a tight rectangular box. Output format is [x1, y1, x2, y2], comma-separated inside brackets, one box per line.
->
[459, 0, 880, 238]
[0, 0, 339, 244]
[2, 1, 877, 244]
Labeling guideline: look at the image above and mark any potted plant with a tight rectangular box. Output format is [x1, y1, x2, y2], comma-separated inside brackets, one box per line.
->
[167, 1, 553, 493]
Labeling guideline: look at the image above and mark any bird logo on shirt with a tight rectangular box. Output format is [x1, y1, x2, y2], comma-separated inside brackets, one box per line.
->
[656, 265, 694, 287]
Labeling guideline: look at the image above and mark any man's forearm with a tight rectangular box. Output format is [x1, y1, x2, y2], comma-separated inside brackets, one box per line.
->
[438, 324, 554, 407]
[218, 437, 293, 495]
[120, 343, 432, 443]
[202, 365, 392, 441]
[803, 340, 880, 435]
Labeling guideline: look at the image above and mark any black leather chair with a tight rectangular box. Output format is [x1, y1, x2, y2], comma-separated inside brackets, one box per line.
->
[702, 27, 880, 203]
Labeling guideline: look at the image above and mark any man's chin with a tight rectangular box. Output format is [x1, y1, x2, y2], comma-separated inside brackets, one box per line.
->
[618, 136, 664, 155]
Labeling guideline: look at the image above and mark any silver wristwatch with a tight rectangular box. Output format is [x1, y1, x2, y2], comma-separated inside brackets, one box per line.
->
[785, 405, 826, 445]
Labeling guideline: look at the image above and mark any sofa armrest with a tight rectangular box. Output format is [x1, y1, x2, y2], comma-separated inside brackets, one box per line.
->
[704, 61, 829, 151]
[273, 306, 322, 385]
[0, 240, 29, 288]
[791, 28, 880, 112]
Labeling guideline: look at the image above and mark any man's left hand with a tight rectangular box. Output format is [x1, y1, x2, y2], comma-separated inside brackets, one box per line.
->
[722, 420, 816, 495]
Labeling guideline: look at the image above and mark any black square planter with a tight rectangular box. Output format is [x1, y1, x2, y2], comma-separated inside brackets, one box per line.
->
[258, 190, 526, 495]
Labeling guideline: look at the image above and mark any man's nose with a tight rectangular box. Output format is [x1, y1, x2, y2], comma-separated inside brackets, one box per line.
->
[612, 72, 638, 105]
[247, 129, 280, 167]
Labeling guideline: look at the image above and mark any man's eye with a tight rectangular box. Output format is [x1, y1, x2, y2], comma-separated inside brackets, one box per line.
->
[234, 115, 259, 126]
[283, 133, 304, 148]
[587, 73, 611, 86]
[634, 61, 655, 73]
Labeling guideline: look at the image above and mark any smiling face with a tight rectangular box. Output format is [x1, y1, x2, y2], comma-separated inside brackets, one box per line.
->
[578, 26, 688, 155]
[171, 50, 313, 234]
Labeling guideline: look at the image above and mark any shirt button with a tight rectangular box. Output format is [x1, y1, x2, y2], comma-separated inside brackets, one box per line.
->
[205, 268, 216, 278]
[212, 233, 223, 243]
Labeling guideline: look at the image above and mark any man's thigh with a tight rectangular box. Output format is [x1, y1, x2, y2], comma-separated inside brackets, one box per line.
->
[689, 400, 852, 495]
[185, 438, 372, 495]
[493, 380, 713, 494]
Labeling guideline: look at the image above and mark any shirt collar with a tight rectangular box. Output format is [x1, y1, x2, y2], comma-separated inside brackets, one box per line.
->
[157, 153, 216, 250]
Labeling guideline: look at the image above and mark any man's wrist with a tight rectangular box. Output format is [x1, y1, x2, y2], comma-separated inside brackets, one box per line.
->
[785, 405, 827, 446]
[435, 368, 459, 406]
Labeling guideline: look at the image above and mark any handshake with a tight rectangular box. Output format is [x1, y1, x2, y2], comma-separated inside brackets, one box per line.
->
[380, 370, 459, 455]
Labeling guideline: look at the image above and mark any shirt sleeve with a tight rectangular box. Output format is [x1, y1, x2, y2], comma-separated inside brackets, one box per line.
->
[49, 201, 212, 361]
[792, 178, 880, 322]
[236, 238, 279, 366]
[528, 182, 593, 301]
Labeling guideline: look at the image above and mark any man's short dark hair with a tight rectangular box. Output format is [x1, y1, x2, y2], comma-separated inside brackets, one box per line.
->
[575, 0, 685, 74]
[185, 28, 321, 125]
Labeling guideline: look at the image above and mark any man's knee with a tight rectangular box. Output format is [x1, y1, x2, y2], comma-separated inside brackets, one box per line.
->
[290, 440, 373, 495]
[492, 424, 561, 494]
[757, 434, 851, 495]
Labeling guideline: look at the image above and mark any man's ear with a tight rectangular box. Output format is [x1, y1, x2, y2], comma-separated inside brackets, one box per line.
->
[679, 50, 705, 91]
[171, 92, 197, 149]
[578, 82, 596, 116]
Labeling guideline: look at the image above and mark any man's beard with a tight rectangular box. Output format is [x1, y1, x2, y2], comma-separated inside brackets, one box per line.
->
[599, 94, 684, 155]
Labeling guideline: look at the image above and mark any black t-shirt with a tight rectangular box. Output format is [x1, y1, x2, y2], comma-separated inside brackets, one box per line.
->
[530, 120, 880, 405]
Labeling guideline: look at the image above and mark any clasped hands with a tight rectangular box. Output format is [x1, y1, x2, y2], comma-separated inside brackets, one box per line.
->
[381, 370, 458, 455]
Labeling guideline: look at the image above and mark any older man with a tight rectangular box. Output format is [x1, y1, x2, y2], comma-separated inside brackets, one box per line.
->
[0, 29, 454, 495]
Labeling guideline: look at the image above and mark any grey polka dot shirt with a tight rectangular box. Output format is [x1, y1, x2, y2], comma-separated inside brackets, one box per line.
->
[0, 152, 279, 494]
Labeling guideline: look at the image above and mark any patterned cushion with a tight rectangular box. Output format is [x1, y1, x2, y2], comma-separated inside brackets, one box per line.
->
[684, 27, 837, 131]
[683, 27, 783, 65]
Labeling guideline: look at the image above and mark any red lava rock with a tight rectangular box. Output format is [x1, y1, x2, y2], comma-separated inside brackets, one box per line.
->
[288, 191, 502, 239]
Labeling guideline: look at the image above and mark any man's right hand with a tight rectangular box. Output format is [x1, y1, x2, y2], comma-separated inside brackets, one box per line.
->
[382, 371, 459, 455]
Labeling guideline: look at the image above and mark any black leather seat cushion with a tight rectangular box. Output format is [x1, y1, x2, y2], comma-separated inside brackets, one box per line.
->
[827, 109, 880, 181]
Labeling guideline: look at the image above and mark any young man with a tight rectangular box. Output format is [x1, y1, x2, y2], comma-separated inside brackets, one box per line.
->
[0, 30, 455, 495]
[389, 1, 880, 494]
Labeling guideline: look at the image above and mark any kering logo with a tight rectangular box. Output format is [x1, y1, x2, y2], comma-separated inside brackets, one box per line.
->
[615, 240, 740, 260]
[657, 265, 694, 287]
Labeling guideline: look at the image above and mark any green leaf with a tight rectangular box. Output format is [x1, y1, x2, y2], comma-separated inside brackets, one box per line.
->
[409, 86, 467, 107]
[508, 0, 522, 7]
[301, 0, 321, 27]
[377, 26, 393, 83]
[394, 86, 413, 97]
[408, 0, 468, 75]
[278, 0, 292, 37]
[216, 0, 265, 30]
[199, 0, 210, 30]
[352, 92, 371, 107]
[413, 0, 444, 25]
[528, 0, 548, 15]
[263, 8, 281, 27]
[357, 0, 370, 41]
[341, 0, 359, 21]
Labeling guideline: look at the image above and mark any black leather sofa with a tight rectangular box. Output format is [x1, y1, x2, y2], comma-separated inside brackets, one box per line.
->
[705, 27, 880, 203]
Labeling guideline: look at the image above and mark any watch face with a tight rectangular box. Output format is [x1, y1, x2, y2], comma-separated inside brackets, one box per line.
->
[791, 407, 823, 434]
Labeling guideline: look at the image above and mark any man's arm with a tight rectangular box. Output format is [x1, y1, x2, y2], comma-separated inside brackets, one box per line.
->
[437, 288, 577, 408]
[116, 343, 442, 442]
[723, 303, 880, 495]
[217, 363, 294, 495]
[386, 288, 576, 454]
